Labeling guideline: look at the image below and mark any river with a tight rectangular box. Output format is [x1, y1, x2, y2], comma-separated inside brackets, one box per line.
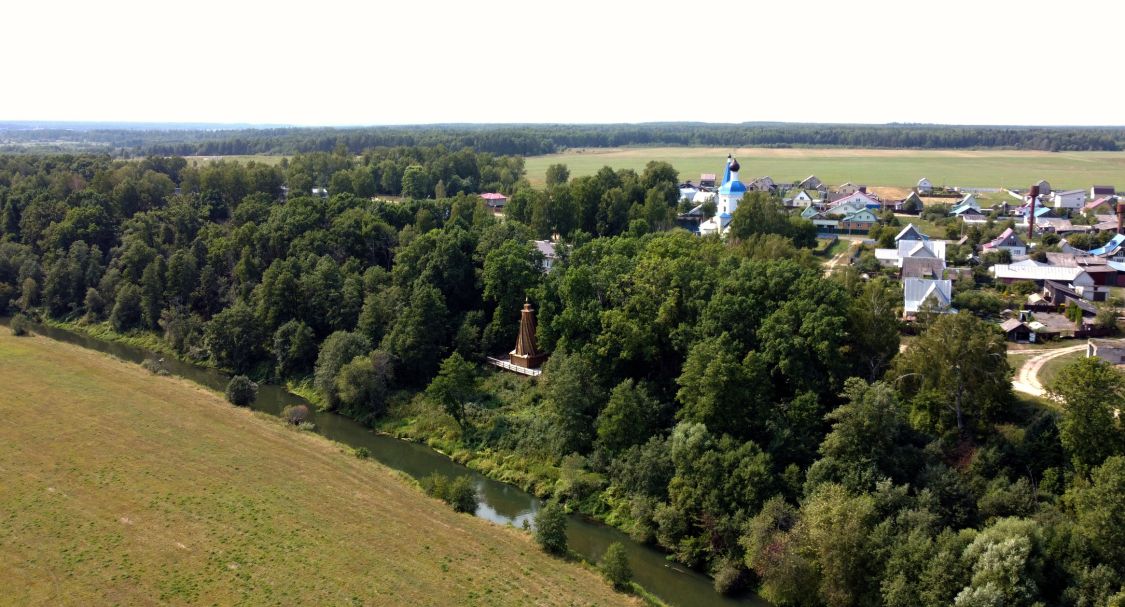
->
[12, 321, 766, 607]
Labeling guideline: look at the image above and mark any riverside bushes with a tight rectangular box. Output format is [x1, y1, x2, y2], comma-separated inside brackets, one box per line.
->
[422, 473, 479, 514]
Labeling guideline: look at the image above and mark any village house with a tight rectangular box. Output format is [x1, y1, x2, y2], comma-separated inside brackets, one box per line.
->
[827, 191, 880, 216]
[950, 203, 986, 221]
[876, 237, 947, 278]
[1041, 280, 1101, 313]
[902, 278, 953, 319]
[1035, 179, 1052, 195]
[481, 192, 508, 208]
[798, 175, 825, 191]
[748, 176, 775, 193]
[896, 191, 924, 212]
[809, 213, 840, 233]
[1084, 197, 1117, 214]
[1035, 216, 1090, 235]
[982, 227, 1027, 257]
[894, 223, 929, 243]
[839, 208, 879, 233]
[917, 177, 933, 194]
[698, 173, 717, 189]
[678, 181, 699, 202]
[1090, 185, 1116, 198]
[835, 182, 864, 196]
[1000, 318, 1035, 343]
[533, 240, 560, 272]
[783, 189, 818, 208]
[1050, 189, 1087, 211]
[991, 260, 1106, 300]
[1087, 339, 1125, 365]
[1063, 233, 1125, 263]
[1044, 252, 1123, 290]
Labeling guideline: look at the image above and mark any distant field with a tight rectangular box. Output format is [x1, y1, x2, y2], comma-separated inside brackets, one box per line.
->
[183, 154, 287, 166]
[524, 147, 1125, 190]
[0, 333, 632, 606]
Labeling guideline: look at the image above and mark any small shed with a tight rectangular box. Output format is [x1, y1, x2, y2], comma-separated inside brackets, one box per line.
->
[1087, 339, 1125, 364]
[1000, 319, 1035, 342]
[481, 192, 508, 208]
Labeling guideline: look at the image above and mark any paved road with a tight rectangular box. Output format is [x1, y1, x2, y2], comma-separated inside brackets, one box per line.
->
[1011, 344, 1087, 397]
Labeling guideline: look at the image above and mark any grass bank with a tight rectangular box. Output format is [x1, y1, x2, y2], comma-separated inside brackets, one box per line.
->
[0, 331, 635, 606]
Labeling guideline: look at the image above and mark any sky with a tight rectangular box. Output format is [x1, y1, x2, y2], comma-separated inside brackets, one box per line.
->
[3, 0, 1124, 127]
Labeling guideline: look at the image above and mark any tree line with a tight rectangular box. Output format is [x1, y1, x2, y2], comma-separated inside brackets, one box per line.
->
[3, 122, 1122, 156]
[1, 150, 1123, 606]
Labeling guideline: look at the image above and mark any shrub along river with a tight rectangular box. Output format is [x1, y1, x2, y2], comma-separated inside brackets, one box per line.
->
[13, 320, 766, 607]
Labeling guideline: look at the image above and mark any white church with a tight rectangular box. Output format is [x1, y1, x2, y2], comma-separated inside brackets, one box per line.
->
[698, 155, 747, 236]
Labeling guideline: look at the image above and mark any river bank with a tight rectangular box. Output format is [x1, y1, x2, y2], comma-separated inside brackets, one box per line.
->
[5, 318, 765, 607]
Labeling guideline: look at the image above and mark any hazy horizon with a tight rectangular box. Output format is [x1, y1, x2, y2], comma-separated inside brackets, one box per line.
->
[3, 0, 1123, 126]
[5, 120, 1125, 130]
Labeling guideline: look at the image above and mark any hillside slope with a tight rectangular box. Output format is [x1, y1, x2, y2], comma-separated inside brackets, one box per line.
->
[0, 332, 633, 606]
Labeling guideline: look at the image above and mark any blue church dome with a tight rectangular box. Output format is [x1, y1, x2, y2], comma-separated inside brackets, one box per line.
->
[718, 155, 746, 195]
[718, 179, 746, 195]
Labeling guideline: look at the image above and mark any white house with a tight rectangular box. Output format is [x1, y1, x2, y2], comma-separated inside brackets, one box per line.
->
[958, 193, 980, 210]
[533, 240, 559, 272]
[876, 239, 947, 278]
[692, 190, 716, 205]
[678, 183, 699, 202]
[1051, 189, 1087, 211]
[991, 261, 1105, 300]
[917, 177, 933, 194]
[827, 191, 879, 216]
[903, 278, 953, 317]
[785, 189, 817, 208]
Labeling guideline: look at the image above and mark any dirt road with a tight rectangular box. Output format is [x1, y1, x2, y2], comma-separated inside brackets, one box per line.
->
[1011, 344, 1087, 397]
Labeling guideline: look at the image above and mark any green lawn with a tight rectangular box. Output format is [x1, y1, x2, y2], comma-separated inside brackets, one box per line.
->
[524, 147, 1125, 190]
[0, 332, 634, 607]
[1037, 350, 1086, 392]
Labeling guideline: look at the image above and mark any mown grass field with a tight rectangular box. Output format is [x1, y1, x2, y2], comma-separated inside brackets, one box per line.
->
[0, 332, 633, 607]
[524, 147, 1125, 191]
[183, 154, 288, 166]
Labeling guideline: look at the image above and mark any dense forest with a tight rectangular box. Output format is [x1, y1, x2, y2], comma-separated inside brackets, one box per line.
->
[2, 150, 1124, 607]
[3, 122, 1123, 156]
